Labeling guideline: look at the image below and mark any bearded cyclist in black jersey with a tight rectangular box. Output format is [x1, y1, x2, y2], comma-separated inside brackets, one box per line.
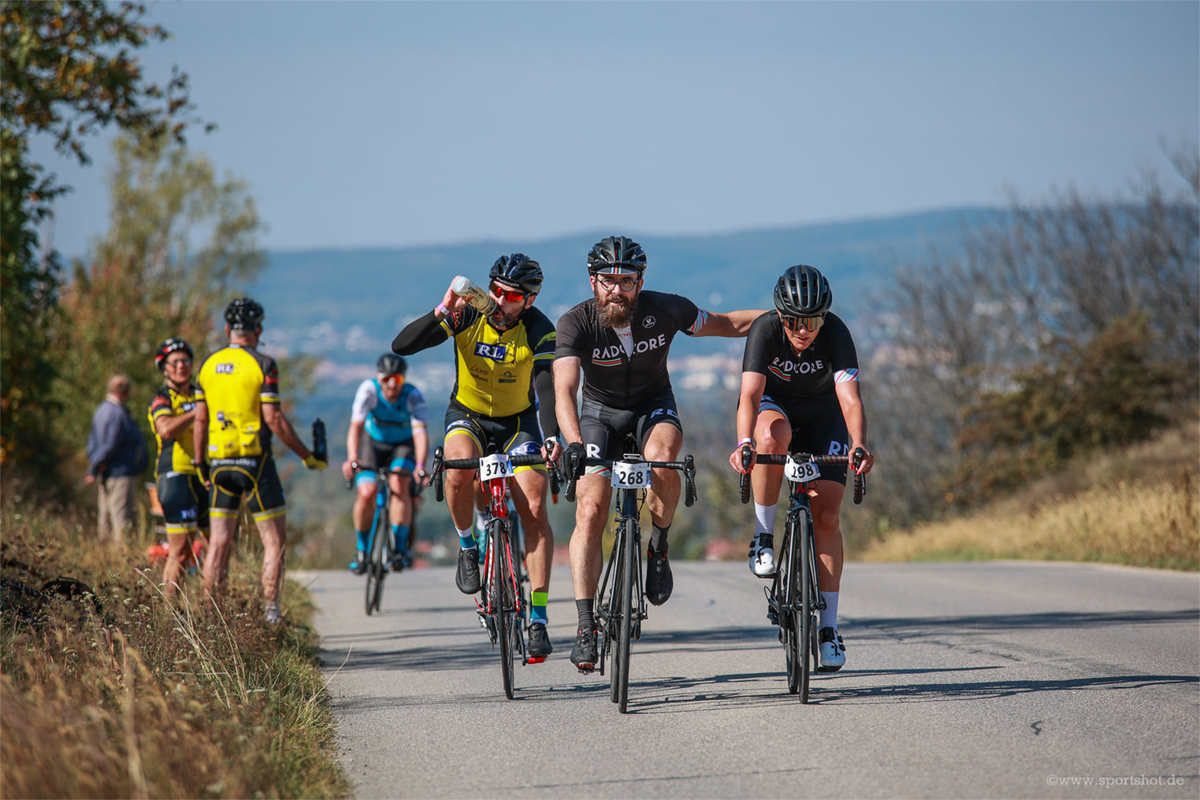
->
[729, 264, 874, 673]
[555, 235, 764, 671]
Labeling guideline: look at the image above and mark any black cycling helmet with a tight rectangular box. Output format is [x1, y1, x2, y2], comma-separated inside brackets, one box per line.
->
[224, 297, 265, 331]
[154, 337, 194, 371]
[587, 235, 647, 276]
[377, 353, 407, 376]
[489, 253, 543, 295]
[774, 265, 833, 317]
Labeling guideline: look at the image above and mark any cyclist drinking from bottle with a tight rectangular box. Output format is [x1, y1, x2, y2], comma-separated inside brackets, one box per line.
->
[555, 235, 763, 671]
[392, 254, 560, 661]
[728, 265, 874, 672]
[342, 353, 429, 573]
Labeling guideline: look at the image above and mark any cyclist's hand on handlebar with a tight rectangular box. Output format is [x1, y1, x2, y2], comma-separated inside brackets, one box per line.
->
[851, 445, 874, 476]
[304, 454, 329, 471]
[564, 441, 586, 479]
[341, 460, 355, 482]
[729, 443, 756, 474]
[541, 436, 563, 464]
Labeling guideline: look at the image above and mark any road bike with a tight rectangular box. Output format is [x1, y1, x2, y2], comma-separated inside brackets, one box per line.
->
[565, 440, 697, 714]
[347, 464, 422, 616]
[431, 446, 556, 699]
[739, 449, 865, 703]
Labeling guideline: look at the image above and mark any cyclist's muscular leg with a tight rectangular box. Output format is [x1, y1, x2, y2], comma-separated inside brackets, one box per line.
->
[256, 514, 288, 605]
[353, 480, 376, 532]
[512, 468, 553, 592]
[810, 480, 846, 591]
[388, 473, 412, 526]
[569, 474, 611, 599]
[751, 411, 791, 506]
[203, 514, 238, 598]
[643, 422, 683, 527]
[443, 433, 481, 531]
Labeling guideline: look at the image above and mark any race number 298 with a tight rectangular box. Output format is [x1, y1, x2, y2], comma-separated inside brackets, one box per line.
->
[611, 461, 652, 489]
[784, 457, 821, 483]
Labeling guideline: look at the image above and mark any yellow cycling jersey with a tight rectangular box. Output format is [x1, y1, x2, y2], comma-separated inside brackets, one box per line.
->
[195, 344, 280, 459]
[440, 306, 556, 418]
[148, 383, 199, 476]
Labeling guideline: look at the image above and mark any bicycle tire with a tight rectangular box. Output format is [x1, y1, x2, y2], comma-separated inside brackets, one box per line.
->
[797, 509, 815, 703]
[616, 516, 635, 713]
[491, 518, 515, 700]
[363, 516, 382, 616]
[373, 525, 391, 614]
[608, 527, 624, 703]
[782, 521, 800, 695]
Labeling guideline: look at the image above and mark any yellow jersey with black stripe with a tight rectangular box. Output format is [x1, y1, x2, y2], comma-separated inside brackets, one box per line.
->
[195, 344, 280, 459]
[439, 306, 556, 418]
[148, 383, 200, 476]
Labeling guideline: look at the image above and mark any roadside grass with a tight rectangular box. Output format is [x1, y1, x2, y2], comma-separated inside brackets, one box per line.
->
[860, 421, 1199, 570]
[0, 496, 350, 799]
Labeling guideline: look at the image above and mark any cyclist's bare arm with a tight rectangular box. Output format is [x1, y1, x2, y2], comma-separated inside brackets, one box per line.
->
[342, 419, 365, 480]
[154, 408, 196, 441]
[730, 371, 768, 473]
[413, 422, 429, 482]
[553, 356, 584, 444]
[263, 402, 313, 460]
[834, 381, 874, 475]
[692, 309, 767, 338]
[193, 400, 208, 464]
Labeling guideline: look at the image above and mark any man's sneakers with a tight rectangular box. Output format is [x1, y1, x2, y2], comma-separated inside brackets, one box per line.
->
[748, 534, 776, 577]
[456, 548, 481, 594]
[265, 601, 282, 626]
[570, 628, 598, 672]
[818, 627, 846, 672]
[527, 622, 553, 663]
[645, 547, 673, 606]
[348, 552, 367, 576]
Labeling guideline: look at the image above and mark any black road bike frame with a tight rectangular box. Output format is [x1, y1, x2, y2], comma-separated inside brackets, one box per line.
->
[347, 464, 417, 616]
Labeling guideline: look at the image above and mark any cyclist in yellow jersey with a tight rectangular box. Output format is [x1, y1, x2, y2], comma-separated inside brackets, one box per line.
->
[148, 337, 208, 599]
[193, 298, 328, 624]
[393, 255, 560, 661]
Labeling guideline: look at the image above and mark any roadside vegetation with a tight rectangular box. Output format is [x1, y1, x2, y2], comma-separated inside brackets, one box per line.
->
[0, 493, 351, 799]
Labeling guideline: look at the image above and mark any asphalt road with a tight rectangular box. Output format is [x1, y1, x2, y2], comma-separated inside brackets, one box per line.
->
[294, 561, 1199, 799]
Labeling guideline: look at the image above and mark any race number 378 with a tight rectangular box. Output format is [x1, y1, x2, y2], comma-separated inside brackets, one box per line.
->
[611, 461, 652, 489]
[479, 453, 514, 481]
[784, 457, 821, 483]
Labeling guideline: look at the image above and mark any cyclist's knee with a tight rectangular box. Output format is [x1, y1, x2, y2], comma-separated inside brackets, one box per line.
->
[356, 482, 376, 501]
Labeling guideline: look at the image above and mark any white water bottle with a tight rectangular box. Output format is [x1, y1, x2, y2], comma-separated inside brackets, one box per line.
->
[451, 276, 499, 316]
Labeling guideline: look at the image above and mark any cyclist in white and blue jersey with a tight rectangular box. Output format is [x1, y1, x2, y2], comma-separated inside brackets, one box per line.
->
[341, 354, 429, 572]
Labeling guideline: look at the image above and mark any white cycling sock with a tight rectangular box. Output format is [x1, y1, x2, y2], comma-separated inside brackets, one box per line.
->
[820, 591, 839, 631]
[754, 503, 777, 535]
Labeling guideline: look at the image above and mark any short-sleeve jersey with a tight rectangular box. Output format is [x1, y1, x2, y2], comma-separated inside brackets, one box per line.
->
[742, 311, 860, 400]
[555, 290, 704, 408]
[195, 344, 280, 459]
[148, 383, 200, 476]
[351, 379, 428, 445]
[439, 306, 556, 418]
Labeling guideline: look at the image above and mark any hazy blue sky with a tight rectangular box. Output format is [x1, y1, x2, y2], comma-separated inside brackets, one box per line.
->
[32, 1, 1200, 261]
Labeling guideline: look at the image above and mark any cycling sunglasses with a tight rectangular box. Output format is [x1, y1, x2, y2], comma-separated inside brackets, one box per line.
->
[489, 282, 527, 304]
[780, 313, 826, 333]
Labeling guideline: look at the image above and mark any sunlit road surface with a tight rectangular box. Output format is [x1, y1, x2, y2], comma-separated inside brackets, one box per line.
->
[294, 561, 1199, 799]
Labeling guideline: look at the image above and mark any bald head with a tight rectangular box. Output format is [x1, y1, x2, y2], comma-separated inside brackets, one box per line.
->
[106, 374, 131, 397]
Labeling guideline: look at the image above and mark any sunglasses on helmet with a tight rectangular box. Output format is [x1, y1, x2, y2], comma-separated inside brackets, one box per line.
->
[781, 313, 825, 333]
[489, 282, 527, 304]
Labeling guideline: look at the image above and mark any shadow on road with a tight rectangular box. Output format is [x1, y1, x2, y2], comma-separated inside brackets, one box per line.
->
[852, 608, 1200, 638]
[815, 672, 1200, 705]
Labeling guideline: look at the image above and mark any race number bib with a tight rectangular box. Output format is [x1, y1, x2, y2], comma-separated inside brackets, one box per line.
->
[479, 453, 514, 481]
[611, 460, 652, 489]
[784, 457, 821, 483]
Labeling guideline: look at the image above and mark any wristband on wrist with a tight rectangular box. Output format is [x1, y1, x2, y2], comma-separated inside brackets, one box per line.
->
[435, 303, 450, 318]
[738, 438, 755, 448]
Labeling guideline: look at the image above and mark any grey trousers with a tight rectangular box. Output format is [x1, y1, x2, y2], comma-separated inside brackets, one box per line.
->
[98, 475, 137, 545]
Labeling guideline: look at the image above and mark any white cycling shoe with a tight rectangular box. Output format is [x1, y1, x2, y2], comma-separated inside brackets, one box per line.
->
[818, 627, 845, 672]
[747, 535, 776, 578]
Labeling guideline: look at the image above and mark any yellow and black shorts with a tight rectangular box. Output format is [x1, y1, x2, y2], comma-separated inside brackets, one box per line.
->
[210, 454, 286, 522]
[158, 472, 210, 535]
[443, 401, 546, 473]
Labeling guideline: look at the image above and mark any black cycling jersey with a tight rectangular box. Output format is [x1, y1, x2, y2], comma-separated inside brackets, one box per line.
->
[742, 311, 859, 400]
[555, 290, 705, 409]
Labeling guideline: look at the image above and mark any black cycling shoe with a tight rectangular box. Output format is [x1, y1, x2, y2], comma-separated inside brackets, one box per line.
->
[527, 622, 553, 662]
[456, 548, 481, 594]
[645, 548, 673, 606]
[570, 628, 598, 672]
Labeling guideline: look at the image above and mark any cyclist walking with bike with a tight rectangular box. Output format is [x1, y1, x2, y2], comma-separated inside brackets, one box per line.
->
[729, 265, 874, 672]
[341, 353, 429, 574]
[555, 235, 762, 671]
[393, 254, 560, 661]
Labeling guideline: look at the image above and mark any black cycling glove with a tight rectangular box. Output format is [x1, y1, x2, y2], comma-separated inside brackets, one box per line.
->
[564, 441, 586, 479]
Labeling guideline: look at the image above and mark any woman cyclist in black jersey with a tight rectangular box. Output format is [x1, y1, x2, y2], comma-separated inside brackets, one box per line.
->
[729, 265, 874, 672]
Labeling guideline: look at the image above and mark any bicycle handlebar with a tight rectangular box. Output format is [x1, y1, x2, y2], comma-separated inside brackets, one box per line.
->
[562, 455, 698, 508]
[428, 447, 555, 504]
[738, 450, 866, 505]
[344, 461, 425, 495]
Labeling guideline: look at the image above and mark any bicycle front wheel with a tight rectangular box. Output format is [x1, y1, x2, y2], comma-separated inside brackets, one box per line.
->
[778, 525, 799, 694]
[607, 527, 624, 703]
[797, 510, 815, 703]
[364, 513, 387, 616]
[616, 518, 635, 713]
[490, 519, 515, 700]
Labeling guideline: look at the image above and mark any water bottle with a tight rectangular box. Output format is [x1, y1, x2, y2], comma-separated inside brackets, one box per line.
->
[312, 418, 327, 462]
[451, 276, 499, 316]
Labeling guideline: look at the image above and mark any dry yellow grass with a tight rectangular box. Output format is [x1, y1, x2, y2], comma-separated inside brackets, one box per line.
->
[861, 422, 1199, 570]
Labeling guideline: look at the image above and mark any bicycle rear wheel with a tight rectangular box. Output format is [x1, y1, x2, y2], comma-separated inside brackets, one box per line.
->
[490, 519, 515, 699]
[364, 512, 387, 616]
[616, 517, 635, 713]
[797, 510, 815, 703]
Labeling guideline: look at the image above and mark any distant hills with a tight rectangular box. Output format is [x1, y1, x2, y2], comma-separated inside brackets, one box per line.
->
[248, 206, 1002, 372]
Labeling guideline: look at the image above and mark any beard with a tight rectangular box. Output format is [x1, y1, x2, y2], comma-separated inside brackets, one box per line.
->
[596, 290, 638, 328]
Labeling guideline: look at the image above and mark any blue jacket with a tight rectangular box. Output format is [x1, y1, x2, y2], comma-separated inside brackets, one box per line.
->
[86, 399, 148, 478]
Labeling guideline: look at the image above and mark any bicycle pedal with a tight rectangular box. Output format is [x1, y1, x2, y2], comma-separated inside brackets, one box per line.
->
[575, 663, 595, 674]
[527, 656, 546, 664]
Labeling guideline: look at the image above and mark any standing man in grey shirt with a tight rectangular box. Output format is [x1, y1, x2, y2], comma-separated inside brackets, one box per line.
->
[85, 374, 148, 546]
